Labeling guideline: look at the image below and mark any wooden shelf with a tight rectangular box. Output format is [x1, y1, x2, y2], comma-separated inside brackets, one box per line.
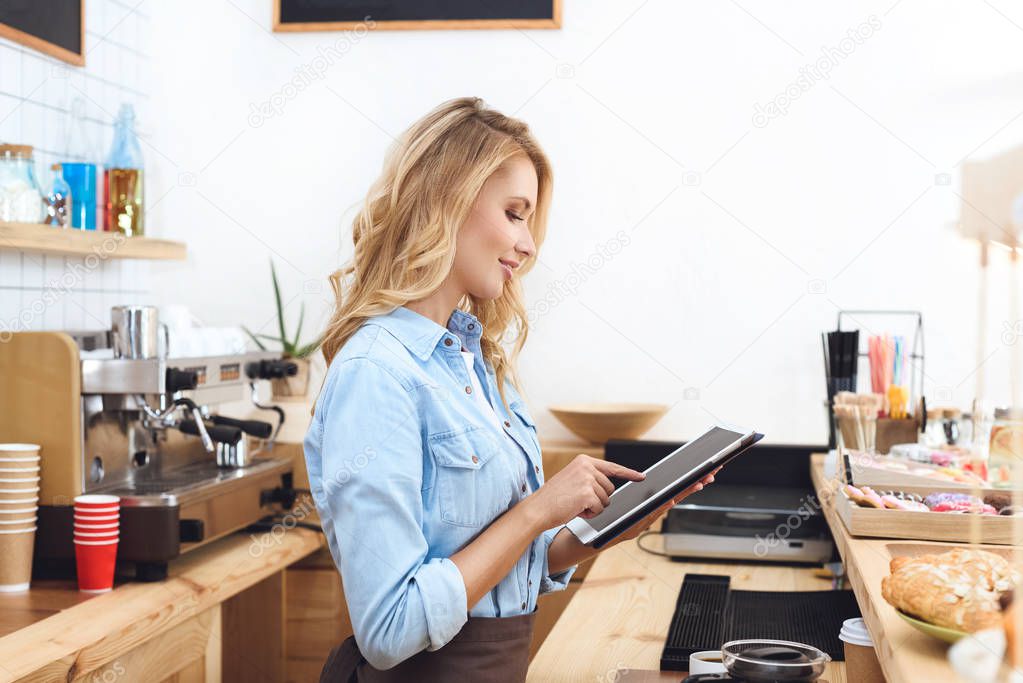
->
[0, 221, 186, 260]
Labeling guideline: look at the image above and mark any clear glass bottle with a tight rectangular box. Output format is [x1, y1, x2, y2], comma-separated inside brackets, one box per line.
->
[45, 164, 73, 228]
[0, 144, 44, 223]
[104, 104, 145, 235]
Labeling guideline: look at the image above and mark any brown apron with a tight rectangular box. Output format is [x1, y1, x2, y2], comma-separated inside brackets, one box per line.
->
[319, 609, 537, 683]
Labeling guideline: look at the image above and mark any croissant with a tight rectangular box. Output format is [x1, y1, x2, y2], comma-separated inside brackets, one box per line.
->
[881, 549, 1018, 631]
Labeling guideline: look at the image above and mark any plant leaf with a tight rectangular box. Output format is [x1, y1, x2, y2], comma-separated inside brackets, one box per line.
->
[293, 302, 305, 349]
[242, 325, 267, 351]
[271, 260, 287, 345]
[294, 336, 323, 359]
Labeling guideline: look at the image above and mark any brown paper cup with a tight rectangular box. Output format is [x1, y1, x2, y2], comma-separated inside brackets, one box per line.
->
[0, 501, 38, 515]
[0, 528, 35, 591]
[0, 517, 37, 532]
[0, 489, 40, 503]
[844, 642, 884, 683]
[0, 444, 40, 459]
[0, 474, 40, 484]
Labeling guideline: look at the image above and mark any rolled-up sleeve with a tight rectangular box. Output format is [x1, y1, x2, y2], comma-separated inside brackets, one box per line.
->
[539, 525, 577, 594]
[312, 358, 468, 670]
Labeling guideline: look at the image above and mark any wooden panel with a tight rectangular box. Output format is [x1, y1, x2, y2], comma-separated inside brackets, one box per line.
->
[0, 222, 186, 260]
[285, 566, 352, 682]
[529, 580, 580, 661]
[0, 530, 323, 681]
[222, 571, 285, 683]
[17, 607, 220, 683]
[0, 332, 82, 504]
[285, 567, 350, 660]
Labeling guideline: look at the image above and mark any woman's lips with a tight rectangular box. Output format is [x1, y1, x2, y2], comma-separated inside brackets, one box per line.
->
[500, 263, 513, 279]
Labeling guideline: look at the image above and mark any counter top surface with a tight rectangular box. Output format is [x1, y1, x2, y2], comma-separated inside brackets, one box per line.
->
[808, 452, 978, 683]
[0, 527, 323, 682]
[528, 512, 847, 681]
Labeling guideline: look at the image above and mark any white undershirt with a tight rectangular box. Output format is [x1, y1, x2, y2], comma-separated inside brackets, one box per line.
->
[460, 350, 503, 431]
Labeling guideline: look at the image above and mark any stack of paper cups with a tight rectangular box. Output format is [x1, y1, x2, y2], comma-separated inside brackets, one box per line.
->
[0, 444, 41, 592]
[73, 494, 120, 593]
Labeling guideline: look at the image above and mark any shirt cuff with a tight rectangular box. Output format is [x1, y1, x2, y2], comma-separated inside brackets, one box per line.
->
[416, 557, 469, 650]
[539, 525, 577, 594]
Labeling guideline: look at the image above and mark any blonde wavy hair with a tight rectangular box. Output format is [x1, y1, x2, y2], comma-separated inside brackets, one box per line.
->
[320, 96, 552, 411]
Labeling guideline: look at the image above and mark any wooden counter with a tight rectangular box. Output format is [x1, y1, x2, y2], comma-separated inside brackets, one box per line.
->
[0, 527, 323, 683]
[528, 520, 847, 682]
[809, 452, 973, 683]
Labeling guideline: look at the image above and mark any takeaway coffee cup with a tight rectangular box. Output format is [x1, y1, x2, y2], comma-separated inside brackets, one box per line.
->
[839, 618, 884, 683]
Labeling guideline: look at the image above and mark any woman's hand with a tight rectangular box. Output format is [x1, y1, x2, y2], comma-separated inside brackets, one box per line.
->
[601, 467, 721, 549]
[525, 454, 647, 530]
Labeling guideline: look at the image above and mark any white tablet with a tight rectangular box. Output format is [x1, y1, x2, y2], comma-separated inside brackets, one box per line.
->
[565, 424, 764, 548]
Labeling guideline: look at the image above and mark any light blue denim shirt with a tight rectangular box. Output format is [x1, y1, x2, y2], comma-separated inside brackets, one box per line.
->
[304, 305, 576, 670]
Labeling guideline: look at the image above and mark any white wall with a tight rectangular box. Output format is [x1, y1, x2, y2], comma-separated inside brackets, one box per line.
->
[131, 0, 1023, 445]
[0, 0, 154, 332]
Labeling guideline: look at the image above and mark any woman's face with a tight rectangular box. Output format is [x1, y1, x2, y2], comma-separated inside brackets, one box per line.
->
[453, 155, 538, 301]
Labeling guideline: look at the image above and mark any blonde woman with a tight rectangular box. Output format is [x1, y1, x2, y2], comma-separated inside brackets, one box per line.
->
[304, 97, 717, 682]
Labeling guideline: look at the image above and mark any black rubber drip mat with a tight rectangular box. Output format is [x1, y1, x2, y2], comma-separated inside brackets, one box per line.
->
[660, 573, 860, 671]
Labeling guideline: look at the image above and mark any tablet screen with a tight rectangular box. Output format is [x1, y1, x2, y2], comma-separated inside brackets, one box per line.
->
[585, 426, 746, 533]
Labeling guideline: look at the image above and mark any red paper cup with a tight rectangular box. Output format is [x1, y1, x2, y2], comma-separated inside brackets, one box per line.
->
[73, 508, 119, 518]
[74, 529, 119, 539]
[74, 538, 118, 592]
[74, 516, 119, 526]
[74, 521, 118, 530]
[74, 495, 120, 509]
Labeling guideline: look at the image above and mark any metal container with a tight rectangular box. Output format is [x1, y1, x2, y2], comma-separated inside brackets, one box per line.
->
[110, 305, 167, 359]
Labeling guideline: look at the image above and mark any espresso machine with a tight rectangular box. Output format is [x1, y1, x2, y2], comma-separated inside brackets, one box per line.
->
[0, 306, 305, 581]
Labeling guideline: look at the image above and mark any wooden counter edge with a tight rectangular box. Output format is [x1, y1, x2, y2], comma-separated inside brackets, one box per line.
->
[0, 527, 324, 682]
[809, 452, 959, 683]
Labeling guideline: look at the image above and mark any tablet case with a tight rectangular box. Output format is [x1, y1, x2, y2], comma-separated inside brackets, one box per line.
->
[588, 432, 765, 549]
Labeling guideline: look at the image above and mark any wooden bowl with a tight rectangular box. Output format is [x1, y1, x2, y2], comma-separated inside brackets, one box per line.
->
[548, 403, 669, 444]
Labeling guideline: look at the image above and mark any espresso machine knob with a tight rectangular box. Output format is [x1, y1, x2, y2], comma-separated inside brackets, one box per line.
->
[178, 420, 243, 445]
[244, 359, 298, 380]
[165, 367, 199, 393]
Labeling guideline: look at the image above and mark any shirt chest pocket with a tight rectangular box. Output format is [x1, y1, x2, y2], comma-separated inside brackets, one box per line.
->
[508, 400, 537, 437]
[428, 427, 505, 528]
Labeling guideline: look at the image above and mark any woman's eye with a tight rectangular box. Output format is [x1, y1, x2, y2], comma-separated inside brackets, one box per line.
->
[506, 210, 524, 222]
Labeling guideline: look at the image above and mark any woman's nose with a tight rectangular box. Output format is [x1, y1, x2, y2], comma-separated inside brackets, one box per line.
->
[517, 227, 536, 260]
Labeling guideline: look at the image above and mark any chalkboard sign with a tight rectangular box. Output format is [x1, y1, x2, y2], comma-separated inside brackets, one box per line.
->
[0, 0, 84, 66]
[274, 0, 561, 31]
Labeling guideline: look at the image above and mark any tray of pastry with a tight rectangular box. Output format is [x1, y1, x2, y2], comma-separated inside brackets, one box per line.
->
[881, 546, 1019, 640]
[835, 483, 1023, 545]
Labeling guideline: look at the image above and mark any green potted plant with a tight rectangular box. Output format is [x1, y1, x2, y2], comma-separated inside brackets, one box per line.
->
[243, 261, 321, 400]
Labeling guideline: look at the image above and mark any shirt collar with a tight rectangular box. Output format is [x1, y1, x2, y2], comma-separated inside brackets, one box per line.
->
[369, 306, 484, 361]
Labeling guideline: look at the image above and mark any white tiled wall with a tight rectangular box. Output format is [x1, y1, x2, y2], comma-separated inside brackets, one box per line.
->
[0, 0, 153, 333]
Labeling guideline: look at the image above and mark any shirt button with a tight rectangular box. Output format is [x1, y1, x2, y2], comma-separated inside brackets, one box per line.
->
[464, 386, 472, 394]
[529, 579, 533, 587]
[521, 483, 527, 493]
[521, 601, 527, 610]
[503, 420, 511, 428]
[534, 465, 539, 473]
[443, 338, 452, 347]
[471, 455, 479, 464]
[468, 323, 475, 330]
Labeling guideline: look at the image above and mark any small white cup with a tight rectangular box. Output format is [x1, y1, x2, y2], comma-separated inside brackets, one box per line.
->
[689, 650, 727, 675]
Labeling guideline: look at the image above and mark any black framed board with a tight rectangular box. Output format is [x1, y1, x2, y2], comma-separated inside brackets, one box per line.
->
[273, 0, 561, 32]
[0, 0, 84, 66]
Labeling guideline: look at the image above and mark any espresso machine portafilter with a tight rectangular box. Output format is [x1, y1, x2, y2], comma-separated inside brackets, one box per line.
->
[2, 306, 305, 582]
